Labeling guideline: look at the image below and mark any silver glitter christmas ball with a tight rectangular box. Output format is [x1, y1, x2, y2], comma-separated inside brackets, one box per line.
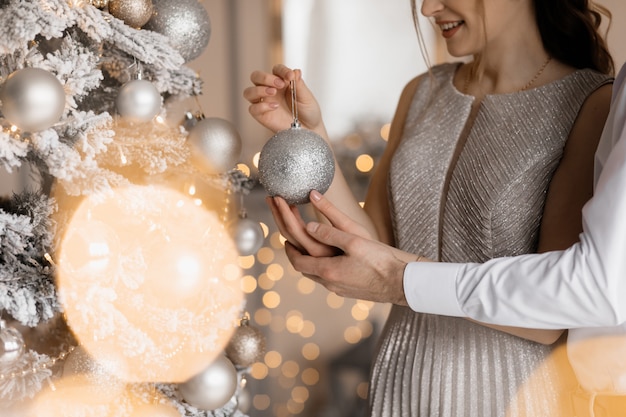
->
[144, 0, 211, 62]
[188, 117, 242, 174]
[225, 318, 266, 368]
[116, 79, 162, 123]
[179, 355, 238, 410]
[233, 217, 264, 256]
[108, 0, 153, 28]
[0, 67, 65, 132]
[258, 126, 335, 205]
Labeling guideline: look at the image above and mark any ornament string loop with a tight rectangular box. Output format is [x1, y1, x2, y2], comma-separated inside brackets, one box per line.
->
[290, 80, 300, 128]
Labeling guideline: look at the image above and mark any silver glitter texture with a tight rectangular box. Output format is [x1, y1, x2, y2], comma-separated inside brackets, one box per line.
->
[258, 127, 335, 205]
[108, 0, 153, 28]
[144, 0, 211, 62]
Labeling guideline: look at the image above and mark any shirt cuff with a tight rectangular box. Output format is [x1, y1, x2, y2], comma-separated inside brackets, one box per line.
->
[403, 262, 465, 317]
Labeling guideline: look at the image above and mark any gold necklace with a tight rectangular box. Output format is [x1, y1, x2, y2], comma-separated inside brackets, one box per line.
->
[463, 56, 552, 94]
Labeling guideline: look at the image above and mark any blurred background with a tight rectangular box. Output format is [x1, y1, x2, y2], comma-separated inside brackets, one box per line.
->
[2, 1, 625, 416]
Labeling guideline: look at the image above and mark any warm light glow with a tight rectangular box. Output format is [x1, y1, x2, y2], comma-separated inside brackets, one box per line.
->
[56, 184, 243, 383]
[258, 273, 275, 290]
[297, 277, 316, 294]
[380, 123, 391, 141]
[10, 125, 18, 132]
[301, 343, 320, 360]
[263, 291, 281, 308]
[251, 363, 269, 380]
[253, 152, 261, 168]
[155, 115, 165, 124]
[357, 381, 369, 399]
[286, 314, 304, 334]
[301, 368, 320, 385]
[326, 292, 344, 309]
[241, 275, 258, 293]
[299, 320, 316, 338]
[291, 386, 309, 403]
[265, 350, 283, 368]
[344, 326, 363, 344]
[188, 184, 196, 195]
[266, 263, 284, 281]
[254, 308, 272, 326]
[287, 399, 305, 414]
[351, 303, 370, 321]
[260, 222, 270, 237]
[257, 247, 275, 264]
[237, 163, 251, 176]
[238, 255, 255, 269]
[281, 360, 300, 378]
[271, 231, 285, 248]
[253, 394, 271, 410]
[356, 154, 374, 173]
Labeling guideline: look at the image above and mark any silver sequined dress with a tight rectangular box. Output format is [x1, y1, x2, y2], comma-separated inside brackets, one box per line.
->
[369, 63, 611, 417]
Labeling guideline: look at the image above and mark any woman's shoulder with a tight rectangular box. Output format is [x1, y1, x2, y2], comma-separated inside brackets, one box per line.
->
[403, 62, 461, 96]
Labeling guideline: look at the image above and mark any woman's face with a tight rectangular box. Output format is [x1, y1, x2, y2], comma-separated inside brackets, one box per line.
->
[420, 0, 529, 57]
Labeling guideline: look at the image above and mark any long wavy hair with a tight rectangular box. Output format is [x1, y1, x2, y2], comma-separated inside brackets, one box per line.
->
[410, 0, 614, 75]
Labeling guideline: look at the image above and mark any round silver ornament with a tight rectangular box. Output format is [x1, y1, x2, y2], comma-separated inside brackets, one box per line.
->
[187, 117, 242, 174]
[144, 0, 211, 62]
[236, 385, 251, 413]
[108, 0, 153, 28]
[0, 320, 25, 365]
[233, 217, 264, 256]
[0, 67, 65, 132]
[225, 317, 266, 368]
[258, 126, 335, 205]
[116, 79, 162, 123]
[179, 355, 238, 410]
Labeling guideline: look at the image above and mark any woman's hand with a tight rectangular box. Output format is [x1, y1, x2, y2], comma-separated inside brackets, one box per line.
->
[243, 65, 326, 136]
[267, 190, 374, 257]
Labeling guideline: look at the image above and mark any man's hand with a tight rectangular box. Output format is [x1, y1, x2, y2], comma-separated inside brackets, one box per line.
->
[285, 220, 410, 306]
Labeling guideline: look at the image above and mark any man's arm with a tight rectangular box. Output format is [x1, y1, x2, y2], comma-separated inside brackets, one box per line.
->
[405, 64, 626, 329]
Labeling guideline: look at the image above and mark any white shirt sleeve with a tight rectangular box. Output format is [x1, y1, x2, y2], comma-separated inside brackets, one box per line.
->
[404, 64, 626, 329]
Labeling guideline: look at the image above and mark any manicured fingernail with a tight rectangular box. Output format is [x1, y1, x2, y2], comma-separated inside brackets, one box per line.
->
[307, 222, 320, 233]
[274, 78, 285, 88]
[310, 190, 321, 202]
[269, 102, 279, 109]
[265, 87, 277, 95]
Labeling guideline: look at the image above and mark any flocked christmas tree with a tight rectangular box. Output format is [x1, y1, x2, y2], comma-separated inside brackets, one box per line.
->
[0, 0, 267, 415]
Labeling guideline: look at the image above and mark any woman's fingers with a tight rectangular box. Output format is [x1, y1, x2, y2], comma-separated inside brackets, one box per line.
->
[272, 197, 338, 257]
[309, 190, 372, 238]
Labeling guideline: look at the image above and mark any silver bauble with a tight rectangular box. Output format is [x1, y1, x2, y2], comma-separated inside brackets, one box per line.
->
[144, 0, 211, 62]
[0, 320, 25, 365]
[116, 79, 162, 123]
[188, 117, 242, 174]
[0, 67, 65, 132]
[108, 0, 153, 28]
[233, 217, 264, 256]
[225, 318, 266, 368]
[236, 386, 251, 413]
[258, 126, 335, 205]
[179, 355, 238, 410]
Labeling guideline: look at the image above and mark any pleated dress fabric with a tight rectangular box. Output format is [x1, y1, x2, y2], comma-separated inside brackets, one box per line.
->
[369, 63, 612, 417]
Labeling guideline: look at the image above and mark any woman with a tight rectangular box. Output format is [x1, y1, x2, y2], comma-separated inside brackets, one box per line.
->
[244, 0, 614, 415]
